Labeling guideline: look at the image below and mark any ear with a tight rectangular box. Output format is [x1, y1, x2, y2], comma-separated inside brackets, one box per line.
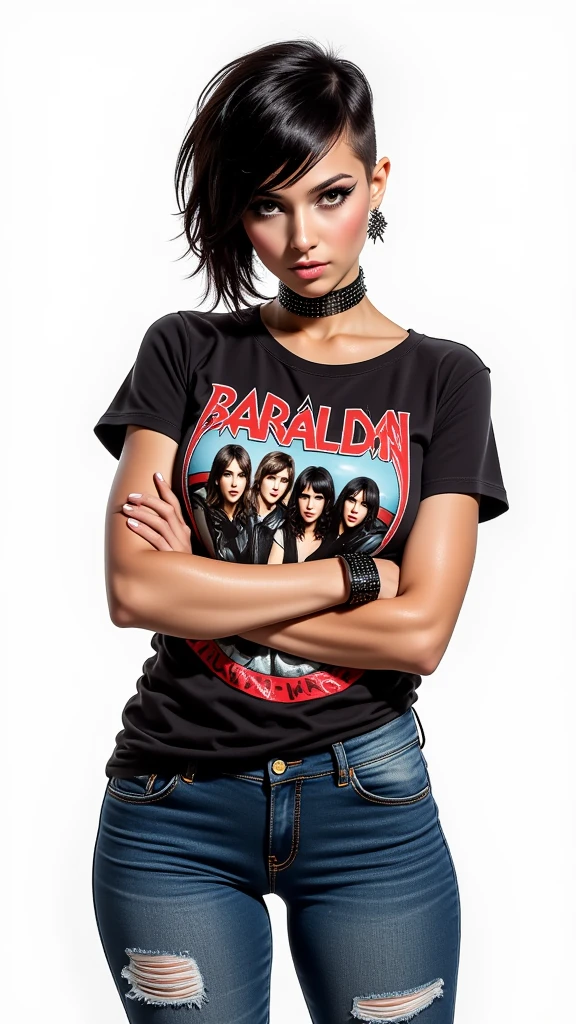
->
[370, 156, 390, 207]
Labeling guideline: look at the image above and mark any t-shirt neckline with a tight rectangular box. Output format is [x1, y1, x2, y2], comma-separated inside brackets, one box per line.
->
[249, 303, 422, 377]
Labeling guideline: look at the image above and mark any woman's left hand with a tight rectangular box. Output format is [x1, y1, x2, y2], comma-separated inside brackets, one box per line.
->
[122, 473, 192, 553]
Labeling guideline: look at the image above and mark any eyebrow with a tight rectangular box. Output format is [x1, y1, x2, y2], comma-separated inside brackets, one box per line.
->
[255, 173, 355, 199]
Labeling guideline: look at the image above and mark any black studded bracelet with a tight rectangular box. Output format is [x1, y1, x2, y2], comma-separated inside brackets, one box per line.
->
[337, 552, 381, 607]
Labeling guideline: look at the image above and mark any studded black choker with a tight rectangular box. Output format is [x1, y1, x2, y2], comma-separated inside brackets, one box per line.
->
[277, 266, 367, 318]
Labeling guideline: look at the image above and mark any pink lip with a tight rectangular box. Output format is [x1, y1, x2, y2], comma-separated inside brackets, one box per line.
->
[291, 260, 325, 267]
[291, 263, 328, 280]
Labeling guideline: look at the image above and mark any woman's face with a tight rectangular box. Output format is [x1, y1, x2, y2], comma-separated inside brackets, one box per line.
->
[343, 490, 369, 529]
[241, 135, 389, 296]
[298, 484, 325, 525]
[218, 459, 247, 504]
[260, 470, 291, 506]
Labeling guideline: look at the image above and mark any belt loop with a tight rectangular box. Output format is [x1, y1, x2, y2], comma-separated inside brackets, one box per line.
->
[181, 760, 196, 784]
[331, 741, 350, 787]
[412, 707, 426, 749]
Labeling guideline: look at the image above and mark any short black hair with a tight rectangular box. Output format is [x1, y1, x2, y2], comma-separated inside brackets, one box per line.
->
[174, 39, 377, 313]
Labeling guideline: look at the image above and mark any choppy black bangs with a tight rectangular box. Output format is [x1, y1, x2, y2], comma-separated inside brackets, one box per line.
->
[173, 39, 377, 314]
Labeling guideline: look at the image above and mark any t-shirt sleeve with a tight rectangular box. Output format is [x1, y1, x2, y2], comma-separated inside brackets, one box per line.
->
[93, 312, 190, 459]
[420, 365, 509, 523]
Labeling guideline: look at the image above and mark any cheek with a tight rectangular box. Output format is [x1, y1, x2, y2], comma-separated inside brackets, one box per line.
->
[327, 200, 368, 244]
[243, 219, 283, 261]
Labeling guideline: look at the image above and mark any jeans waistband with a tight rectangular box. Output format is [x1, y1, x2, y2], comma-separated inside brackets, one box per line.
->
[180, 707, 425, 788]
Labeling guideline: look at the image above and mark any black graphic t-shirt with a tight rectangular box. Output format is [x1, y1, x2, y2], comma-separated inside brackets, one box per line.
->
[94, 305, 509, 776]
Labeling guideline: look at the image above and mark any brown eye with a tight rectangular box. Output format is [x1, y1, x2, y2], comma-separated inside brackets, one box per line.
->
[250, 199, 281, 217]
[317, 185, 355, 209]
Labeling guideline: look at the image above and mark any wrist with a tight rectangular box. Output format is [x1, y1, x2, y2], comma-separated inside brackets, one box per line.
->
[334, 553, 352, 604]
[337, 552, 381, 607]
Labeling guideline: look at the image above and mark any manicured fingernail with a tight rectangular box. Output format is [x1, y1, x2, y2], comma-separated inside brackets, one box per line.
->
[128, 492, 142, 498]
[127, 518, 140, 527]
[155, 472, 164, 481]
[123, 504, 133, 510]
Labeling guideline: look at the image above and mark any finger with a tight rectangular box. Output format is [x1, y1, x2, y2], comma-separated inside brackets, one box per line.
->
[125, 517, 173, 551]
[122, 506, 181, 548]
[127, 488, 183, 523]
[122, 502, 191, 552]
[153, 473, 187, 525]
[125, 492, 174, 520]
[123, 499, 186, 546]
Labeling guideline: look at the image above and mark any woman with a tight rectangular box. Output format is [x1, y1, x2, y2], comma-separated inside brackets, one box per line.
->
[313, 475, 390, 559]
[189, 443, 252, 561]
[268, 465, 335, 563]
[92, 39, 508, 1023]
[245, 450, 295, 563]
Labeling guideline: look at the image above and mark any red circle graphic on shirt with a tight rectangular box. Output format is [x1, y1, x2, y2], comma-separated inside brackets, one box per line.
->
[186, 638, 363, 703]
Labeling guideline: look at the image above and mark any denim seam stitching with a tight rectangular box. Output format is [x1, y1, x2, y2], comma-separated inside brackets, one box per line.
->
[271, 778, 303, 873]
[267, 786, 277, 892]
[348, 737, 421, 772]
[215, 737, 421, 786]
[349, 771, 431, 806]
[271, 769, 333, 784]
[106, 775, 180, 804]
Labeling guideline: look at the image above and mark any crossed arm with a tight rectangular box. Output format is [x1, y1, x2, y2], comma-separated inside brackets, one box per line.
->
[105, 427, 480, 677]
[239, 491, 480, 674]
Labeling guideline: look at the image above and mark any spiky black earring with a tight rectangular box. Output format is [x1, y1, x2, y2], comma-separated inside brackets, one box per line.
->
[367, 206, 387, 243]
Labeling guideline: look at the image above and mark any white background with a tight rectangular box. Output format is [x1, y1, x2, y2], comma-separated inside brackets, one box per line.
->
[4, 1, 574, 1020]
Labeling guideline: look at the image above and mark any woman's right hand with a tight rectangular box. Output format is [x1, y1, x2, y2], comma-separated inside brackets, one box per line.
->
[376, 558, 401, 599]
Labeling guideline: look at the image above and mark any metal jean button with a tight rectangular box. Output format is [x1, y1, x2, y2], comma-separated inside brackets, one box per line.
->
[272, 759, 287, 775]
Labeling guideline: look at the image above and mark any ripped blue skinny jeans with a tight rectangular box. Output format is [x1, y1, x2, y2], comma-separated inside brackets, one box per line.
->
[92, 708, 461, 1023]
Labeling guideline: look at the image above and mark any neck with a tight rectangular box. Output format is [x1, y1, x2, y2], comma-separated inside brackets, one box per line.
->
[277, 265, 366, 320]
[258, 495, 274, 515]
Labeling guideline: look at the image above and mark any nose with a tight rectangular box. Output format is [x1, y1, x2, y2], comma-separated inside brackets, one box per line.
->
[289, 206, 318, 254]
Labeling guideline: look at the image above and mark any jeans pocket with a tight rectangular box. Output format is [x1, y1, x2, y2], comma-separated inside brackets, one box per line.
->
[106, 773, 180, 805]
[348, 738, 431, 805]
